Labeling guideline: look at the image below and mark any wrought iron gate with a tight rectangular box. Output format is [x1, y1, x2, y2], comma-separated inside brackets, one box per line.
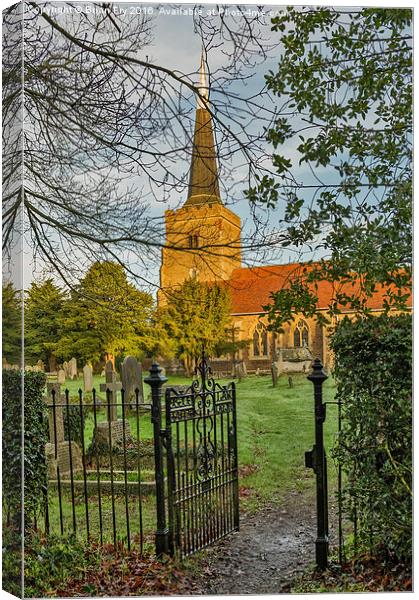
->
[164, 353, 239, 557]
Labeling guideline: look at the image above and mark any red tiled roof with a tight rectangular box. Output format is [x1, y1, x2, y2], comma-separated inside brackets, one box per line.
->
[227, 263, 412, 314]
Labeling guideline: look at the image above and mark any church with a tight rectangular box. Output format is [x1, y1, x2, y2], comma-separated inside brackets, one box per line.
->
[158, 54, 407, 374]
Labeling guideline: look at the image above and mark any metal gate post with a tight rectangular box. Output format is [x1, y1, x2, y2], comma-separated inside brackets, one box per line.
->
[145, 362, 169, 557]
[307, 358, 329, 570]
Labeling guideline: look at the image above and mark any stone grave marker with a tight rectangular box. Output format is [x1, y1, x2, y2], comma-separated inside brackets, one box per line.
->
[44, 383, 82, 478]
[94, 360, 131, 447]
[57, 369, 66, 384]
[100, 360, 122, 421]
[46, 383, 65, 445]
[68, 357, 78, 380]
[63, 360, 69, 378]
[37, 359, 45, 371]
[121, 356, 143, 406]
[83, 364, 93, 392]
[236, 360, 247, 383]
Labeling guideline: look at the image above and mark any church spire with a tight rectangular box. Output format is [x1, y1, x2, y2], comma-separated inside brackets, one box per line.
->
[197, 49, 209, 109]
[184, 49, 222, 207]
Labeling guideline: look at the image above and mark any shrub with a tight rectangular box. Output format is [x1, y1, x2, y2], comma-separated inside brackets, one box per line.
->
[2, 369, 23, 530]
[330, 314, 412, 563]
[2, 526, 22, 597]
[24, 533, 94, 597]
[2, 369, 48, 528]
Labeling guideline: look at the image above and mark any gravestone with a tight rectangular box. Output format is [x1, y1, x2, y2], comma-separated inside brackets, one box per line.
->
[44, 383, 82, 478]
[83, 364, 93, 392]
[2, 357, 8, 369]
[100, 360, 122, 421]
[46, 384, 65, 446]
[63, 360, 69, 379]
[68, 357, 77, 380]
[57, 369, 66, 384]
[37, 359, 45, 371]
[120, 355, 144, 406]
[236, 361, 247, 383]
[94, 360, 131, 447]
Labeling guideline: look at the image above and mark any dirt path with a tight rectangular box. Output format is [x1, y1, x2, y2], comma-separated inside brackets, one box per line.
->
[188, 491, 318, 595]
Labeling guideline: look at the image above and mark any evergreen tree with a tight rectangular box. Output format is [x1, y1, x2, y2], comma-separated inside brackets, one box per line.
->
[58, 262, 154, 363]
[25, 279, 66, 370]
[160, 279, 232, 375]
[2, 282, 21, 364]
[246, 8, 412, 326]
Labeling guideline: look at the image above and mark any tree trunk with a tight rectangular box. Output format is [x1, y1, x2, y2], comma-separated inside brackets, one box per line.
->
[48, 354, 57, 372]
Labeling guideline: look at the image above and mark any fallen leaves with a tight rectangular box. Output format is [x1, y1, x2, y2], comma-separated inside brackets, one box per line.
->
[287, 554, 412, 594]
[238, 464, 259, 478]
[55, 545, 201, 597]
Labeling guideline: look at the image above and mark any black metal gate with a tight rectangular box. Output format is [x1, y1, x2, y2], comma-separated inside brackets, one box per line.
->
[164, 353, 239, 557]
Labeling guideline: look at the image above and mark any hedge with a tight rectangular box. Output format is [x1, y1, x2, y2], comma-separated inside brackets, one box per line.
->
[2, 369, 48, 528]
[330, 314, 412, 563]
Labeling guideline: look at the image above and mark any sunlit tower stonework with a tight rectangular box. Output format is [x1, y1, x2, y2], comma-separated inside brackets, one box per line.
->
[158, 52, 242, 305]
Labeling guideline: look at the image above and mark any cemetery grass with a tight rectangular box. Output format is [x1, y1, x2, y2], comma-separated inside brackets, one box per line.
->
[37, 372, 339, 595]
[47, 373, 338, 542]
[61, 371, 339, 510]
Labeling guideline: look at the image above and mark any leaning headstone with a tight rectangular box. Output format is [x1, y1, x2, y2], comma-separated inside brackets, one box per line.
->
[57, 369, 66, 384]
[271, 361, 279, 387]
[120, 356, 144, 406]
[68, 357, 77, 380]
[83, 364, 93, 392]
[288, 376, 294, 388]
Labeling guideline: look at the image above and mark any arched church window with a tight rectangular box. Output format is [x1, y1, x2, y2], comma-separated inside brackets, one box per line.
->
[253, 322, 268, 357]
[188, 234, 199, 248]
[294, 319, 309, 348]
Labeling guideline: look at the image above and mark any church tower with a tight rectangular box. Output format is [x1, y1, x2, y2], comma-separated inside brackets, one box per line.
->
[159, 51, 242, 303]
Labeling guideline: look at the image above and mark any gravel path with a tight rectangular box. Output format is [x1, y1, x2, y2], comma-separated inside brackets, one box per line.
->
[189, 491, 318, 595]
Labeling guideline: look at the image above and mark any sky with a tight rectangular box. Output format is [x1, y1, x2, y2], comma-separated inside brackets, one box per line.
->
[3, 0, 412, 295]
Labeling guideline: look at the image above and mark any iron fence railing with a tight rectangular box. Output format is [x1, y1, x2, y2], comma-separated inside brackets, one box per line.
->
[39, 356, 240, 559]
[44, 387, 152, 552]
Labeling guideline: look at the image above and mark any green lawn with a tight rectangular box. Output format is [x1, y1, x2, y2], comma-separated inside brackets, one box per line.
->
[45, 371, 339, 544]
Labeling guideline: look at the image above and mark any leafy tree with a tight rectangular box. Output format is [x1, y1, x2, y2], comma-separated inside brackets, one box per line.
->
[25, 279, 66, 370]
[159, 279, 232, 375]
[57, 262, 154, 363]
[246, 8, 412, 326]
[214, 325, 250, 361]
[331, 314, 412, 563]
[2, 282, 21, 363]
